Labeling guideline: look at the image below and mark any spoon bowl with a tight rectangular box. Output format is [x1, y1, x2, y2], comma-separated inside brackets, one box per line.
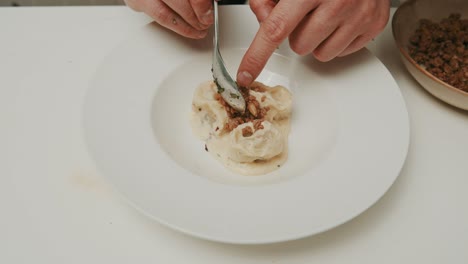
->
[212, 0, 246, 113]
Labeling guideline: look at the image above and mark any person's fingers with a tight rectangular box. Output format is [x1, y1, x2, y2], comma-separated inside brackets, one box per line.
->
[311, 25, 360, 61]
[237, 0, 316, 87]
[288, 4, 340, 57]
[145, 0, 208, 39]
[337, 8, 389, 57]
[337, 34, 373, 57]
[336, 0, 390, 58]
[249, 0, 278, 22]
[190, 0, 214, 26]
[124, 0, 143, 12]
[161, 0, 208, 30]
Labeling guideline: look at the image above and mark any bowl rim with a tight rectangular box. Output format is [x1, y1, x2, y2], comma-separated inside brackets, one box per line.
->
[391, 0, 468, 97]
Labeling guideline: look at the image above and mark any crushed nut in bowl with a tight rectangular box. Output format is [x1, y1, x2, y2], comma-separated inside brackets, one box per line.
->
[392, 0, 468, 110]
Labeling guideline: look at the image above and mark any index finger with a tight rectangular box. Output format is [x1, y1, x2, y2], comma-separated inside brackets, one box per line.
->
[237, 0, 316, 87]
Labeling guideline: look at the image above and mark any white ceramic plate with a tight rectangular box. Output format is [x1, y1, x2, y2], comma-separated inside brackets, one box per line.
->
[83, 6, 410, 244]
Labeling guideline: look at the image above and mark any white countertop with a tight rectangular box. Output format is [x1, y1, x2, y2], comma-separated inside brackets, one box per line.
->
[1, 6, 467, 263]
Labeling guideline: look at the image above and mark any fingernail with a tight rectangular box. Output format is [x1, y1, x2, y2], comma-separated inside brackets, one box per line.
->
[201, 9, 213, 25]
[237, 71, 253, 86]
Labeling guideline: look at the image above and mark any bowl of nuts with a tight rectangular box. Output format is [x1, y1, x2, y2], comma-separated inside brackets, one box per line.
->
[392, 0, 468, 110]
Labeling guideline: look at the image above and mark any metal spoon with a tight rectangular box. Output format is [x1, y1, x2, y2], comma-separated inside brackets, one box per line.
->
[212, 0, 246, 113]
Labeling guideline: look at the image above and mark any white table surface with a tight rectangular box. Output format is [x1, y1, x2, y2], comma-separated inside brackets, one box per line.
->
[1, 6, 467, 263]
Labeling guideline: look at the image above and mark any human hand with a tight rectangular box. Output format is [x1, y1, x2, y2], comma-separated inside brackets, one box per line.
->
[237, 0, 390, 87]
[124, 0, 214, 39]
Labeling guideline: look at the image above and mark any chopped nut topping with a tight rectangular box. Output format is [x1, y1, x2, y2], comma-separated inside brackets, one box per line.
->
[214, 84, 270, 132]
[247, 102, 258, 117]
[241, 126, 254, 137]
[408, 13, 468, 91]
[252, 119, 265, 130]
